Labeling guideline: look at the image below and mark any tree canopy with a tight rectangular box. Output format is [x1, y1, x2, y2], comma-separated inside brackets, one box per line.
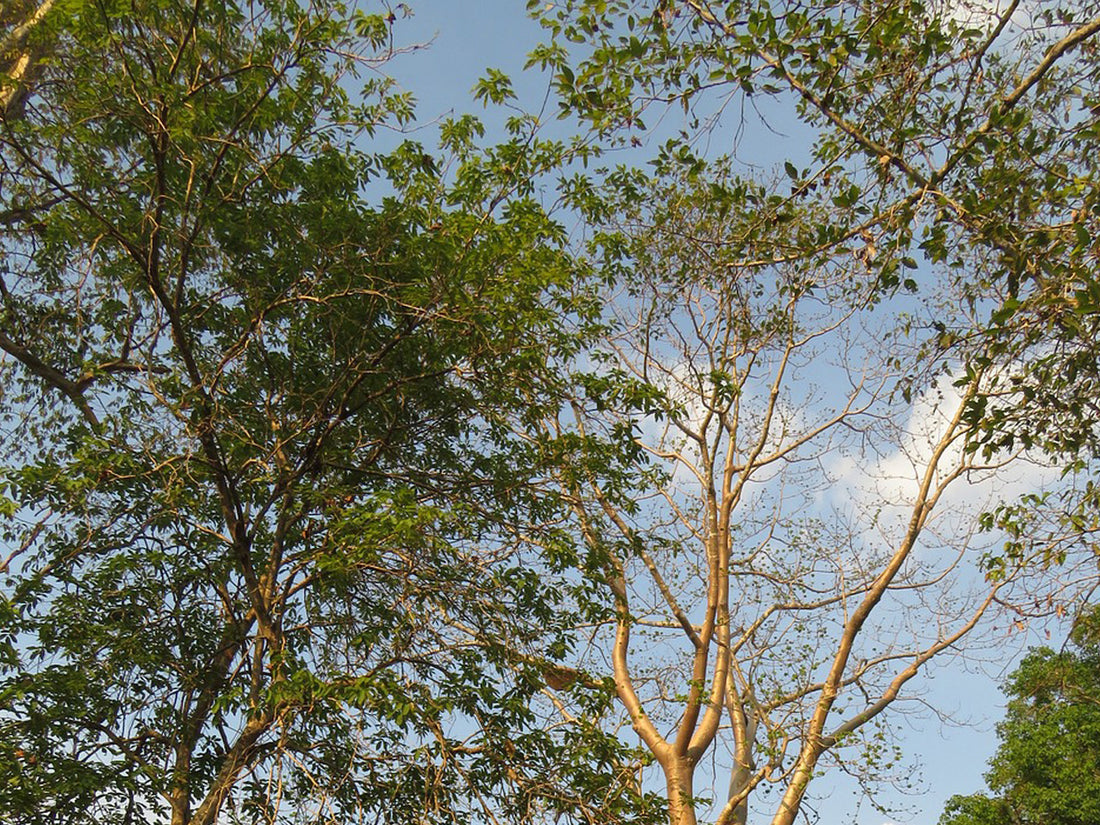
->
[2, 2, 1099, 825]
[0, 2, 654, 824]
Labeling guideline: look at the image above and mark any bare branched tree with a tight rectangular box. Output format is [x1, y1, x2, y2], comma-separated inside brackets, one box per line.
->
[535, 167, 1075, 825]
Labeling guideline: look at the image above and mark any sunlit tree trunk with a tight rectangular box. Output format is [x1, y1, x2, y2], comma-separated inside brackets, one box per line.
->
[725, 689, 757, 825]
[0, 0, 53, 117]
[665, 757, 698, 825]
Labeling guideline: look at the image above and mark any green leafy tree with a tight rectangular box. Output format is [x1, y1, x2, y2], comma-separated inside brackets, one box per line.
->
[0, 3, 659, 825]
[940, 610, 1100, 825]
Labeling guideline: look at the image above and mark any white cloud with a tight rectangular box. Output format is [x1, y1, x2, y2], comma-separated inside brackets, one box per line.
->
[940, 0, 1027, 28]
[824, 370, 1062, 550]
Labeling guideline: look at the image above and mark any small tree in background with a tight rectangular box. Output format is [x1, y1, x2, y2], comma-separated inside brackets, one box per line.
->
[940, 607, 1100, 825]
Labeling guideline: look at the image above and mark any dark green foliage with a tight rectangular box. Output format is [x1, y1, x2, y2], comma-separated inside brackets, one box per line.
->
[940, 610, 1100, 825]
[0, 2, 657, 824]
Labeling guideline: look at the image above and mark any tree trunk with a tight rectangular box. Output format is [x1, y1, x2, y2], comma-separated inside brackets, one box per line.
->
[665, 757, 699, 825]
[724, 688, 757, 825]
[727, 759, 753, 825]
[0, 0, 53, 118]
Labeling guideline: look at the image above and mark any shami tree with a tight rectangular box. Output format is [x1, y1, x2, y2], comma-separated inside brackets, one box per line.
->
[0, 2, 658, 824]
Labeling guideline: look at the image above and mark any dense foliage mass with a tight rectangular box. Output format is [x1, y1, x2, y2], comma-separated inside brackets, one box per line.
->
[0, 2, 656, 824]
[940, 611, 1100, 825]
[2, 2, 1099, 825]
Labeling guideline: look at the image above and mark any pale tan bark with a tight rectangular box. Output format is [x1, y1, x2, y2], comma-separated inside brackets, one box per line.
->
[722, 680, 757, 825]
[1, 0, 54, 117]
[562, 199, 1029, 825]
[767, 385, 975, 825]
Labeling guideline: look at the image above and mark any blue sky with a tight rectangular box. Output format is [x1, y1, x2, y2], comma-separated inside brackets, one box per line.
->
[375, 3, 556, 144]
